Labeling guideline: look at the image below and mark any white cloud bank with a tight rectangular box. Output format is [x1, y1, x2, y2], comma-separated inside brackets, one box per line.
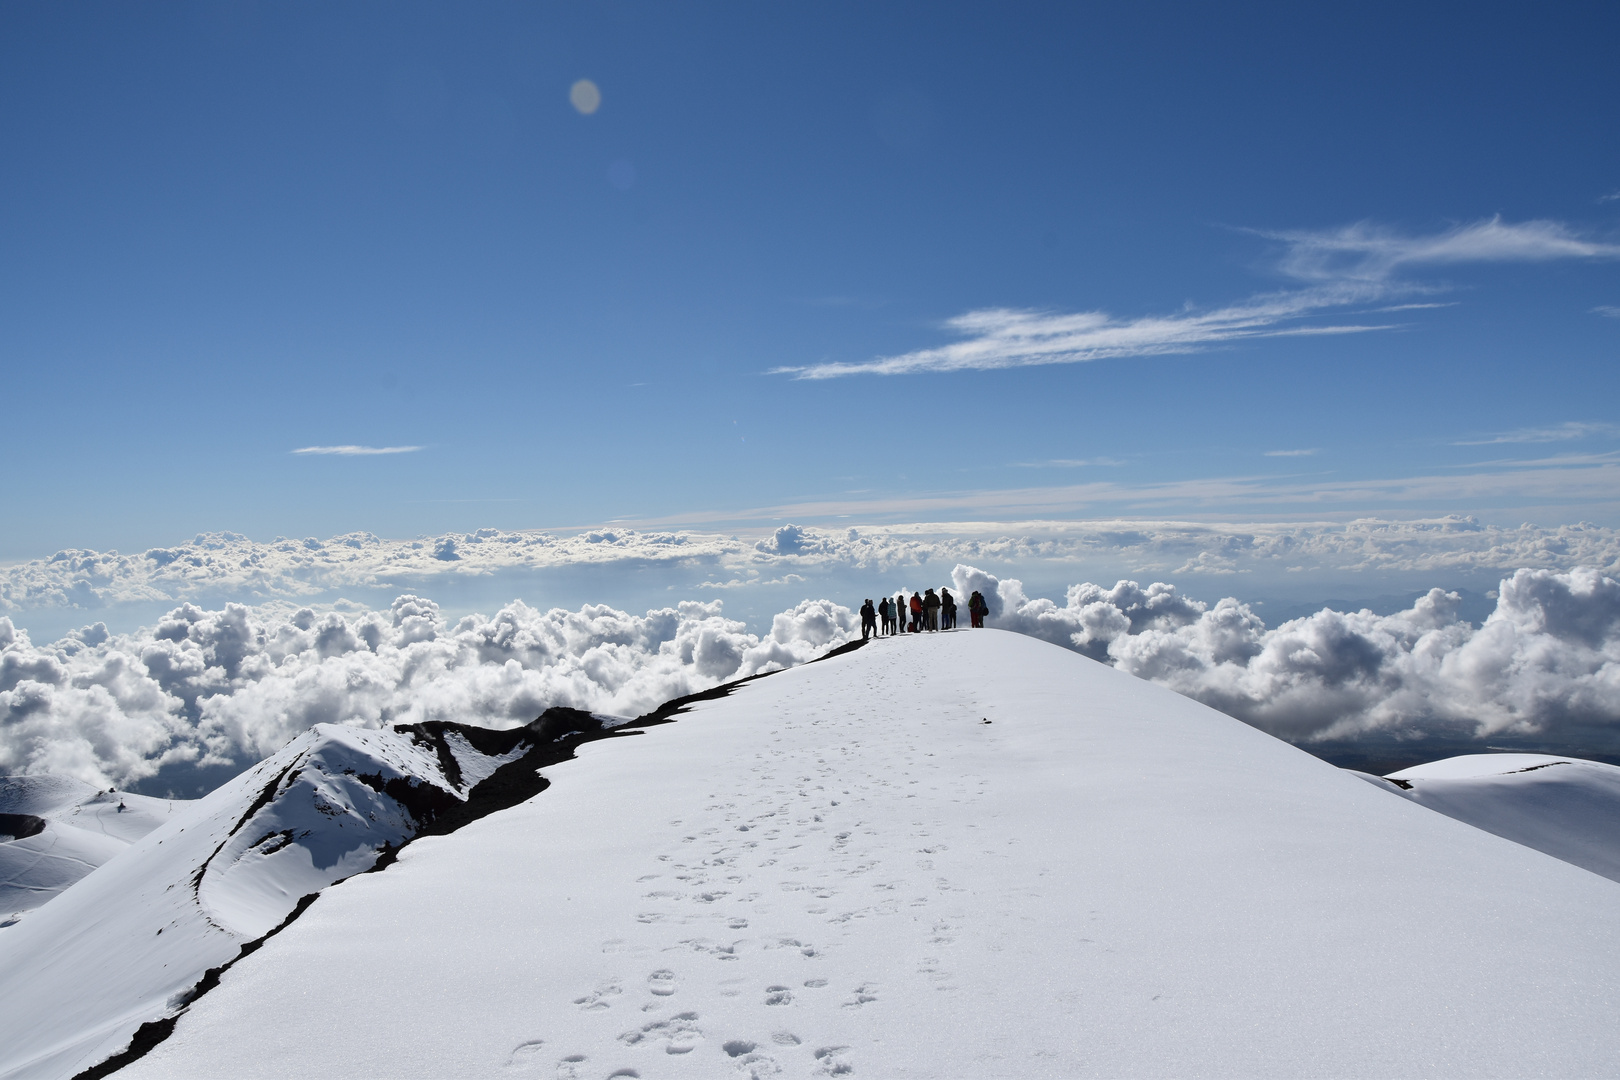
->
[777, 217, 1620, 379]
[954, 563, 1620, 748]
[7, 519, 1620, 615]
[7, 565, 1620, 792]
[0, 596, 857, 789]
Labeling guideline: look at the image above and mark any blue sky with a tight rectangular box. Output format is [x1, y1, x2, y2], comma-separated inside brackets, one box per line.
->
[3, 1, 1618, 560]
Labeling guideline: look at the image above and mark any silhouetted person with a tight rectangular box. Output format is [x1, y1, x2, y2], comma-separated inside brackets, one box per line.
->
[877, 596, 892, 635]
[941, 588, 956, 629]
[910, 592, 923, 633]
[923, 588, 940, 631]
[860, 599, 876, 640]
[968, 590, 988, 628]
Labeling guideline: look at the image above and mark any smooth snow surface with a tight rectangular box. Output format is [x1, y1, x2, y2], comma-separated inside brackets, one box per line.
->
[115, 631, 1619, 1080]
[1377, 753, 1620, 884]
[0, 775, 188, 927]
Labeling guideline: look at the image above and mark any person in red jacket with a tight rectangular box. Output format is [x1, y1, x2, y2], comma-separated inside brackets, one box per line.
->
[909, 591, 923, 633]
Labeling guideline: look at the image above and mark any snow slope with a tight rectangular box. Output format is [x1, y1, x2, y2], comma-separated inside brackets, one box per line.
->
[1364, 753, 1620, 884]
[0, 776, 188, 927]
[0, 707, 636, 1080]
[89, 630, 1620, 1079]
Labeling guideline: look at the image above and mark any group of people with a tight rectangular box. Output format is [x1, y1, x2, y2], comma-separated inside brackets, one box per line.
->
[859, 588, 990, 639]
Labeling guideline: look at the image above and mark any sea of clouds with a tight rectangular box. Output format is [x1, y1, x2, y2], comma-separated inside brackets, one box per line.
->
[0, 596, 856, 790]
[6, 517, 1619, 614]
[4, 561, 1619, 792]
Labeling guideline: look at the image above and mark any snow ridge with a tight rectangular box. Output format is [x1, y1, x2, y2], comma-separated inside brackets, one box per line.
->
[0, 699, 704, 1080]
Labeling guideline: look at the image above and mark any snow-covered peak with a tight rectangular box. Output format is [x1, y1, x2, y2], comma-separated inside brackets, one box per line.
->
[101, 631, 1620, 1079]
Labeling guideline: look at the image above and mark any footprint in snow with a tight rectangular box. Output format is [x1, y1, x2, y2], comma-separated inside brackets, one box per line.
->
[620, 1012, 702, 1054]
[842, 983, 878, 1008]
[764, 986, 793, 1006]
[647, 969, 677, 996]
[572, 982, 622, 1011]
[554, 1054, 586, 1080]
[733, 1050, 782, 1078]
[503, 1039, 544, 1068]
[814, 1045, 855, 1076]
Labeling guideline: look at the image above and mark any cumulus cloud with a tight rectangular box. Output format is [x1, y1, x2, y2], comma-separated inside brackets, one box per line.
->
[0, 595, 857, 789]
[10, 563, 1620, 791]
[954, 563, 1620, 748]
[291, 445, 423, 455]
[776, 217, 1619, 380]
[7, 520, 1620, 617]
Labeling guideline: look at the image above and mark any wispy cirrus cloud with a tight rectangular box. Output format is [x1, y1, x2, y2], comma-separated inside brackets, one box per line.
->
[291, 445, 423, 456]
[775, 286, 1390, 379]
[778, 217, 1620, 380]
[1013, 457, 1126, 468]
[1264, 448, 1319, 457]
[1595, 305, 1620, 318]
[1454, 421, 1620, 446]
[1264, 215, 1620, 283]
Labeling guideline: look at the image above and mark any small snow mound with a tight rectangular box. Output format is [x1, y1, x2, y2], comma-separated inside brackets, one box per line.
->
[1374, 753, 1620, 883]
[1388, 753, 1577, 781]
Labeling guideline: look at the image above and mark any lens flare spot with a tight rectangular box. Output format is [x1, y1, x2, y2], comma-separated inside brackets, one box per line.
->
[569, 79, 601, 114]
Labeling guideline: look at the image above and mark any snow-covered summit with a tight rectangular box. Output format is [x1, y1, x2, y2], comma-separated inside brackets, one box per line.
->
[51, 629, 1620, 1079]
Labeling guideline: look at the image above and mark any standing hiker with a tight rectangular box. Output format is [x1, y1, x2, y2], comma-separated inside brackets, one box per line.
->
[909, 591, 923, 633]
[922, 588, 940, 632]
[968, 590, 987, 628]
[941, 587, 957, 630]
[860, 598, 877, 640]
[877, 596, 892, 636]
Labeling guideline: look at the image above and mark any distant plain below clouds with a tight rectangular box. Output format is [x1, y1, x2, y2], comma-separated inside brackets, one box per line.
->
[776, 217, 1620, 380]
[7, 519, 1620, 617]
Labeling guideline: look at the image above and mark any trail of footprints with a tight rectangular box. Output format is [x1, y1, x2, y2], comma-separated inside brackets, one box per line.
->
[518, 656, 982, 1078]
